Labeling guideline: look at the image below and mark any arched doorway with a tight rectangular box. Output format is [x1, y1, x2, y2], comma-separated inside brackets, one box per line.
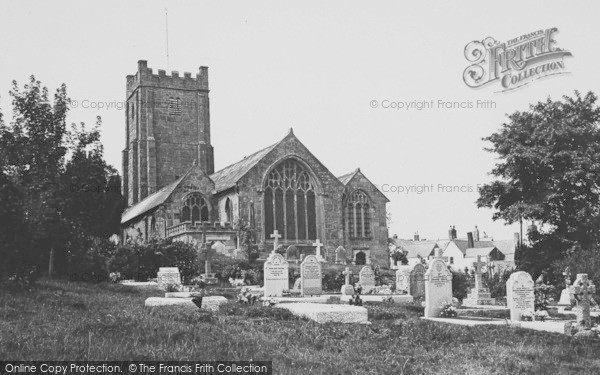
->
[355, 251, 366, 265]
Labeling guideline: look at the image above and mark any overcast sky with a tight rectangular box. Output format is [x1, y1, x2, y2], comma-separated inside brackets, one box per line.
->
[1, 0, 598, 242]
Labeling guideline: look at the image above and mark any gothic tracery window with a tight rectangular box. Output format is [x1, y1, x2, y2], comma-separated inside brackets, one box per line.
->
[346, 190, 371, 239]
[264, 159, 317, 241]
[181, 193, 209, 224]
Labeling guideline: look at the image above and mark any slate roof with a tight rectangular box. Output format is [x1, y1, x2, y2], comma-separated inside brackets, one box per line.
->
[121, 172, 190, 225]
[337, 169, 359, 185]
[465, 247, 498, 258]
[209, 142, 278, 193]
[393, 239, 439, 259]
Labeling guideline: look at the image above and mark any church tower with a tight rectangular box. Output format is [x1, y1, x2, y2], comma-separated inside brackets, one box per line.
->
[122, 60, 214, 206]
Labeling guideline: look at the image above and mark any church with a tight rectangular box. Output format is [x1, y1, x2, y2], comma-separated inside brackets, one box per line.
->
[120, 60, 390, 267]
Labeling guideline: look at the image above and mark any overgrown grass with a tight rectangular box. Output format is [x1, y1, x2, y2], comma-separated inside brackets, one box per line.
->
[2, 279, 600, 374]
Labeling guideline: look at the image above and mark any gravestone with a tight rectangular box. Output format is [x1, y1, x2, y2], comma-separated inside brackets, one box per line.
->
[410, 263, 426, 298]
[341, 267, 354, 295]
[359, 266, 375, 294]
[301, 255, 323, 296]
[558, 267, 572, 306]
[263, 253, 289, 297]
[506, 271, 535, 321]
[157, 267, 181, 289]
[286, 245, 299, 261]
[335, 246, 348, 264]
[396, 265, 412, 295]
[462, 256, 496, 306]
[424, 257, 453, 318]
[292, 278, 302, 292]
[313, 239, 325, 262]
[570, 273, 596, 329]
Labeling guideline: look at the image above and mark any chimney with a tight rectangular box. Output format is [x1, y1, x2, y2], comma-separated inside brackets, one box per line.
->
[474, 225, 480, 241]
[448, 226, 453, 240]
[451, 225, 457, 239]
[414, 231, 420, 241]
[514, 232, 521, 250]
[467, 232, 474, 248]
[393, 234, 398, 240]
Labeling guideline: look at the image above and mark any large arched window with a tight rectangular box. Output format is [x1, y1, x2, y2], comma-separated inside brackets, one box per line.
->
[225, 198, 233, 223]
[264, 159, 317, 241]
[346, 190, 371, 239]
[181, 193, 209, 224]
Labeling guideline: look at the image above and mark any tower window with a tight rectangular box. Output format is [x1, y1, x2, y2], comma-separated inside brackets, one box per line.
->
[181, 193, 209, 224]
[346, 190, 372, 239]
[168, 97, 182, 116]
[264, 159, 317, 241]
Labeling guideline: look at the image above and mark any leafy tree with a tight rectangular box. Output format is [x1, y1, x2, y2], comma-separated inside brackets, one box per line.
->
[477, 91, 600, 273]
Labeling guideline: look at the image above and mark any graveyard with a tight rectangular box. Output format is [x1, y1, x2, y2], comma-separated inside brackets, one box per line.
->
[4, 243, 600, 374]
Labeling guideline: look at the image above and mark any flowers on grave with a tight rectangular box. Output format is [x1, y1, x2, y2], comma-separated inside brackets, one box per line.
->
[164, 283, 182, 292]
[228, 277, 245, 287]
[372, 285, 393, 295]
[439, 302, 457, 318]
[109, 272, 122, 283]
[262, 297, 278, 307]
[354, 283, 363, 295]
[382, 296, 394, 304]
[521, 309, 534, 321]
[237, 287, 258, 305]
[190, 276, 206, 290]
[349, 284, 363, 306]
[534, 310, 549, 322]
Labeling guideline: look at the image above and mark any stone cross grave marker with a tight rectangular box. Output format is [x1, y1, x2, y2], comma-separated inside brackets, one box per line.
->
[313, 239, 324, 262]
[396, 265, 412, 295]
[424, 258, 452, 318]
[506, 271, 535, 321]
[341, 267, 354, 295]
[157, 267, 181, 290]
[263, 253, 289, 297]
[463, 255, 495, 306]
[410, 263, 426, 298]
[301, 255, 323, 296]
[359, 266, 375, 294]
[570, 273, 596, 329]
[270, 230, 282, 254]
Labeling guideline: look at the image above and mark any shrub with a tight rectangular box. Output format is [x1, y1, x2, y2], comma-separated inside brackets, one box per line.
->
[451, 270, 471, 301]
[554, 245, 600, 301]
[483, 269, 512, 298]
[208, 254, 264, 285]
[534, 282, 556, 311]
[66, 234, 116, 283]
[322, 269, 345, 291]
[108, 239, 198, 282]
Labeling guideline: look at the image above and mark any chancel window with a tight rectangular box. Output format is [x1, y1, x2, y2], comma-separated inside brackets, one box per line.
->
[181, 193, 209, 224]
[264, 159, 317, 241]
[225, 198, 233, 224]
[346, 190, 372, 239]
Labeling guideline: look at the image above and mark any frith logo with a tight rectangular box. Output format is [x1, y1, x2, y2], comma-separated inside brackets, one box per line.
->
[463, 28, 572, 92]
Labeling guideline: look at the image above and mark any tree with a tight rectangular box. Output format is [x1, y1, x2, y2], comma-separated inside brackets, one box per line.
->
[477, 91, 600, 274]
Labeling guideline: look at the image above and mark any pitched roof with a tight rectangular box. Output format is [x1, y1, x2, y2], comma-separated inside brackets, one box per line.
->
[121, 172, 190, 225]
[209, 142, 278, 193]
[393, 239, 439, 259]
[337, 169, 359, 185]
[465, 247, 499, 258]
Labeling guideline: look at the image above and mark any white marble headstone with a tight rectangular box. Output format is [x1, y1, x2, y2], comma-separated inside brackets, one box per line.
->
[263, 253, 289, 297]
[506, 271, 535, 321]
[157, 267, 181, 289]
[424, 259, 452, 317]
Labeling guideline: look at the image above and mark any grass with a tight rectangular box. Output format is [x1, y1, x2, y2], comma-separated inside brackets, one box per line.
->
[2, 280, 600, 374]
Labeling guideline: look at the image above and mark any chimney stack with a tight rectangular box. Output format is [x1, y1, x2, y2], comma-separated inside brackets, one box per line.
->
[414, 231, 420, 241]
[474, 225, 480, 242]
[467, 232, 474, 248]
[448, 226, 453, 240]
[451, 226, 457, 239]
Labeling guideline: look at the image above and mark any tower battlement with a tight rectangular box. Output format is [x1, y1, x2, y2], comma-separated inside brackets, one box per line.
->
[126, 60, 209, 98]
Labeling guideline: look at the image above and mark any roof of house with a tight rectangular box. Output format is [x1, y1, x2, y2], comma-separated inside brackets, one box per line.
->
[393, 239, 439, 259]
[465, 247, 498, 258]
[209, 142, 278, 193]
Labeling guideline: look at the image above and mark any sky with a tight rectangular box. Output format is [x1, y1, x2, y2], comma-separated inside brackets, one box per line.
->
[0, 0, 598, 242]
